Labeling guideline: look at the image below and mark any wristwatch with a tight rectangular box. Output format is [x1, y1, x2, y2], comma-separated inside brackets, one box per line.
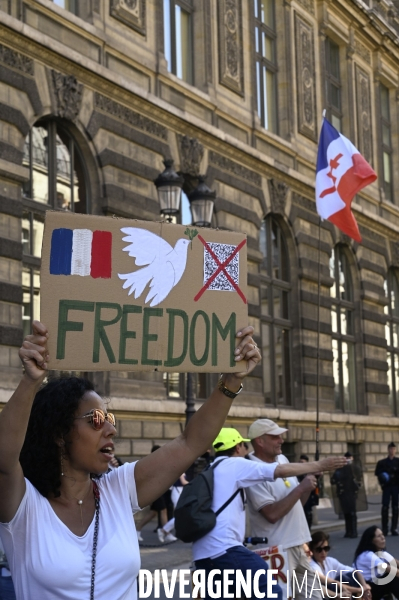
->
[218, 374, 243, 399]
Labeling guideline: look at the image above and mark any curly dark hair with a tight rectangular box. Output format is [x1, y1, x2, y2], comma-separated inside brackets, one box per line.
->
[20, 377, 95, 499]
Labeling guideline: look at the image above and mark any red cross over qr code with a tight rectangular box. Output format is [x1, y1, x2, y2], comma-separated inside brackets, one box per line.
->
[204, 242, 239, 291]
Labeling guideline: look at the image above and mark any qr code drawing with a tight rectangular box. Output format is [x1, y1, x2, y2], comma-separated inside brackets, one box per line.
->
[203, 242, 239, 291]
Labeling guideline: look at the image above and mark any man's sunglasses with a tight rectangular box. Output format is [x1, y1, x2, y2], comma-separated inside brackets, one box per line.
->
[314, 545, 330, 553]
[75, 408, 116, 430]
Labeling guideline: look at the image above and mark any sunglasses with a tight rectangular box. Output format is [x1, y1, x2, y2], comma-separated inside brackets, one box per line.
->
[314, 545, 330, 553]
[75, 408, 116, 430]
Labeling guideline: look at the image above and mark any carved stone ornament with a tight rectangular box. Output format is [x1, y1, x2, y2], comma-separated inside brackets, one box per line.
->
[295, 13, 317, 141]
[0, 44, 34, 75]
[217, 0, 244, 95]
[94, 92, 167, 140]
[110, 0, 146, 36]
[178, 135, 204, 177]
[268, 179, 289, 214]
[52, 71, 83, 120]
[354, 39, 371, 64]
[355, 65, 373, 166]
[209, 151, 262, 187]
[296, 0, 315, 16]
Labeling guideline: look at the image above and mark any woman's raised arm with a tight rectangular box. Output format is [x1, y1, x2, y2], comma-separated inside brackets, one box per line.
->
[0, 321, 48, 522]
[134, 326, 261, 508]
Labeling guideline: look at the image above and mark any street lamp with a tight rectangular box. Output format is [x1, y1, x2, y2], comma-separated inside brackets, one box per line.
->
[153, 158, 184, 218]
[154, 160, 216, 425]
[188, 176, 216, 227]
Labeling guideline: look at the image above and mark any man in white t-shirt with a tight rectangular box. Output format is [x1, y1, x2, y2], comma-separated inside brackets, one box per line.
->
[192, 427, 283, 600]
[246, 419, 323, 600]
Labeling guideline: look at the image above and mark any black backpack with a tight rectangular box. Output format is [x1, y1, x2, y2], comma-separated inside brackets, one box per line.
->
[174, 458, 243, 543]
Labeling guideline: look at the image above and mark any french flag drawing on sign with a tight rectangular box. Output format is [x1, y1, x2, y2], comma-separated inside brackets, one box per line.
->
[50, 228, 112, 278]
[315, 118, 377, 242]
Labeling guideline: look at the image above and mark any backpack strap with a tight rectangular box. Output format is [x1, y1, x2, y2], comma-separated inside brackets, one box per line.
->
[215, 487, 243, 516]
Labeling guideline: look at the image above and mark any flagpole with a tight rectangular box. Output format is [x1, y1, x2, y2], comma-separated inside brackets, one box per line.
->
[315, 218, 322, 462]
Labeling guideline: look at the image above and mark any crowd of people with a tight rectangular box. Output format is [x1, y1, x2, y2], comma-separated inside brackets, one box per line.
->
[0, 321, 399, 599]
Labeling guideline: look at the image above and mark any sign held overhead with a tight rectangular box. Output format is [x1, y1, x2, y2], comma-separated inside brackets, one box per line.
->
[41, 212, 249, 373]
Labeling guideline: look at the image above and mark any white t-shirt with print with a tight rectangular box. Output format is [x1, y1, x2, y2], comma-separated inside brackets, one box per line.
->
[0, 462, 141, 600]
[192, 456, 278, 561]
[353, 550, 395, 582]
[246, 453, 311, 551]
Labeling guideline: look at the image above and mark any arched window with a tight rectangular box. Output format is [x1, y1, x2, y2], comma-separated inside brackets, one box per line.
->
[329, 245, 357, 412]
[21, 120, 89, 336]
[259, 216, 292, 405]
[385, 269, 399, 413]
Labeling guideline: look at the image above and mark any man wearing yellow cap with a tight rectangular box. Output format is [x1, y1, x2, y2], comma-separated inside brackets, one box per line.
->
[246, 419, 323, 599]
[192, 426, 345, 599]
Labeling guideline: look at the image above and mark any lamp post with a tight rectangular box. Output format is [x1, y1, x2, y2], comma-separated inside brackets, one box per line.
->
[188, 175, 216, 227]
[153, 158, 184, 219]
[154, 160, 216, 425]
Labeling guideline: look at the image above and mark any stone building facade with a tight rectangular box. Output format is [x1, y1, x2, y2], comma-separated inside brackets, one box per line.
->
[1, 0, 399, 493]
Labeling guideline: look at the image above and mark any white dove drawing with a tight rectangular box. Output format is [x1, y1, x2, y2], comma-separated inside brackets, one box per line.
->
[118, 227, 191, 307]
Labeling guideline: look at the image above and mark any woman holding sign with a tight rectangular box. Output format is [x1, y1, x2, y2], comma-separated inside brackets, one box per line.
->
[0, 320, 261, 600]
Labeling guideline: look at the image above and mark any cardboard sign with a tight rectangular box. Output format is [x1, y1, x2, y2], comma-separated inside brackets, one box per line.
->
[252, 545, 288, 598]
[40, 212, 248, 372]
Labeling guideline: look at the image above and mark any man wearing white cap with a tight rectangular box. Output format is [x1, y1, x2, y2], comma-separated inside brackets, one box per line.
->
[246, 419, 322, 599]
[192, 426, 345, 600]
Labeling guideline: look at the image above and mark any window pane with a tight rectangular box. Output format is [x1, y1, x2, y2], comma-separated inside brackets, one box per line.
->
[332, 338, 340, 408]
[163, 372, 181, 397]
[260, 0, 274, 28]
[329, 41, 340, 79]
[381, 85, 390, 120]
[281, 290, 289, 319]
[383, 152, 391, 184]
[56, 130, 72, 210]
[342, 341, 356, 412]
[382, 124, 391, 147]
[31, 125, 49, 204]
[164, 0, 172, 70]
[262, 323, 272, 402]
[393, 323, 399, 348]
[175, 6, 192, 84]
[391, 273, 399, 317]
[331, 114, 341, 132]
[72, 143, 88, 214]
[388, 352, 394, 409]
[264, 68, 276, 133]
[259, 220, 269, 274]
[331, 305, 338, 333]
[33, 217, 44, 258]
[329, 253, 337, 298]
[395, 354, 399, 412]
[262, 32, 274, 61]
[330, 84, 341, 110]
[275, 327, 291, 405]
[341, 309, 353, 335]
[22, 212, 31, 255]
[260, 285, 269, 315]
[256, 61, 262, 121]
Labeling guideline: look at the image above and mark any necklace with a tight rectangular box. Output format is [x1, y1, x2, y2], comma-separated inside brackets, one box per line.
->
[75, 481, 93, 533]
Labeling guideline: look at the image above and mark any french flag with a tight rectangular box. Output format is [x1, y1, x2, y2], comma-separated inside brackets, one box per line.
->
[50, 228, 112, 278]
[316, 118, 377, 242]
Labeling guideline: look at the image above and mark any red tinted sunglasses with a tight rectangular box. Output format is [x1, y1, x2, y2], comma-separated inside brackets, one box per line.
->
[75, 408, 116, 430]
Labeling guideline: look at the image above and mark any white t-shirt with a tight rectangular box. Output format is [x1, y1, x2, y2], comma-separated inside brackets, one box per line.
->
[352, 550, 395, 582]
[246, 453, 310, 550]
[0, 462, 141, 600]
[192, 456, 278, 561]
[310, 556, 353, 580]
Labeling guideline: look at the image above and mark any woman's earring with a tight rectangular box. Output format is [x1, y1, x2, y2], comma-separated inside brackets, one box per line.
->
[60, 452, 65, 477]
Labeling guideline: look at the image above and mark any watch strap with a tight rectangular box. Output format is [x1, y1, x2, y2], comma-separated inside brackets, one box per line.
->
[218, 375, 243, 399]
